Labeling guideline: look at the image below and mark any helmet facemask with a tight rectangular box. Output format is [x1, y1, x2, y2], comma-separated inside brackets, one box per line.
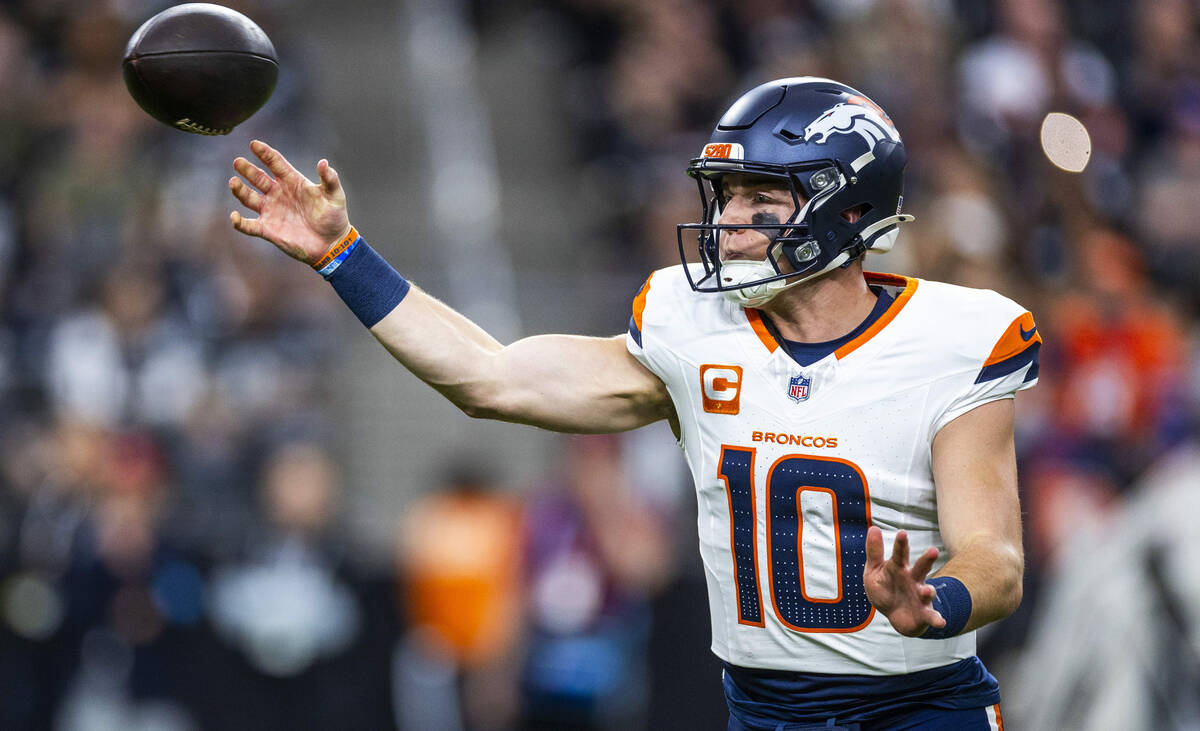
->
[677, 159, 852, 307]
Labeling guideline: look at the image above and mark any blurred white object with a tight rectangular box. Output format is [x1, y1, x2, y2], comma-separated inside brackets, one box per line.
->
[1009, 445, 1200, 729]
[210, 538, 360, 677]
[931, 192, 1008, 260]
[47, 311, 129, 427]
[1040, 112, 1092, 173]
[960, 39, 1050, 122]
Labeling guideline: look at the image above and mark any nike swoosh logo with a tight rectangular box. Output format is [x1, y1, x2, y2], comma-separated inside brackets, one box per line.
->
[1020, 324, 1037, 341]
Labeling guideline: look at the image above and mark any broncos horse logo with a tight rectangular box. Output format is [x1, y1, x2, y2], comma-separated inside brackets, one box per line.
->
[803, 99, 900, 149]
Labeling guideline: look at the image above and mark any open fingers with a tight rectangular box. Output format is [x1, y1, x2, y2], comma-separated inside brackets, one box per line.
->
[865, 525, 885, 569]
[230, 210, 263, 238]
[228, 176, 264, 212]
[926, 601, 947, 628]
[889, 530, 910, 568]
[911, 546, 940, 584]
[233, 156, 274, 193]
[251, 139, 299, 180]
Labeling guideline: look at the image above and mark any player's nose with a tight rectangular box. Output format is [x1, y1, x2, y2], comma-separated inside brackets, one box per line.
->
[718, 198, 753, 232]
[719, 225, 757, 261]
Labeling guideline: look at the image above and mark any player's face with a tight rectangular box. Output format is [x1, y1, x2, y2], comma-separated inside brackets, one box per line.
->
[716, 173, 804, 265]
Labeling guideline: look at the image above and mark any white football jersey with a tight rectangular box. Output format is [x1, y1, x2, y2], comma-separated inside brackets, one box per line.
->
[626, 265, 1040, 675]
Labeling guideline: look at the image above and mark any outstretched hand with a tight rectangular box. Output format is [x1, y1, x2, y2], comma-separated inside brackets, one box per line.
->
[863, 526, 945, 637]
[228, 140, 352, 265]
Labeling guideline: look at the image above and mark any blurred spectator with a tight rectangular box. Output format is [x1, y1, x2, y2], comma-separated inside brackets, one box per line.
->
[1018, 226, 1189, 582]
[48, 429, 209, 731]
[394, 466, 523, 731]
[210, 442, 357, 677]
[518, 434, 670, 731]
[206, 439, 395, 730]
[1132, 79, 1200, 304]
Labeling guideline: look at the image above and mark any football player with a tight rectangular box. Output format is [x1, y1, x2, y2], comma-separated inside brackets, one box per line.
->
[228, 77, 1038, 730]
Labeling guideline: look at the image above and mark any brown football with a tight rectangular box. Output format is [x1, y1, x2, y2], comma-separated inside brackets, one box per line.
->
[122, 3, 278, 136]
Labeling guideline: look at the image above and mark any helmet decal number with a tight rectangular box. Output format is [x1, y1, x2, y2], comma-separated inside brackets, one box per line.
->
[702, 142, 745, 159]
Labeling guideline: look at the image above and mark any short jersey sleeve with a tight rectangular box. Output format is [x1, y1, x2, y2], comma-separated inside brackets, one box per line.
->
[932, 308, 1041, 434]
[626, 273, 652, 356]
[625, 267, 692, 381]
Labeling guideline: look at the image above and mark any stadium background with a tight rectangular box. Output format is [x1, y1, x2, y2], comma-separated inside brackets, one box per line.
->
[0, 0, 1198, 729]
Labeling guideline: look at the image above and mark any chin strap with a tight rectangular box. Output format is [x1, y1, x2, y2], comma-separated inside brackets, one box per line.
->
[720, 249, 855, 308]
[860, 214, 915, 254]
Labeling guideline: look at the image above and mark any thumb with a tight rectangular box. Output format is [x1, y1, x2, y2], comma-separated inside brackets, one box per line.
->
[317, 159, 341, 196]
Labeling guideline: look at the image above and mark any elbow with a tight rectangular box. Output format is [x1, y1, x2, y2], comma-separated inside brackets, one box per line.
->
[458, 399, 503, 421]
[437, 353, 518, 421]
[999, 575, 1023, 620]
[995, 547, 1025, 619]
[1006, 559, 1025, 617]
[451, 381, 514, 421]
[451, 389, 493, 420]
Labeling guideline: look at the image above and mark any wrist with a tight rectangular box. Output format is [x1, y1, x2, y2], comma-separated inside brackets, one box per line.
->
[920, 576, 972, 639]
[324, 234, 411, 327]
[311, 225, 359, 276]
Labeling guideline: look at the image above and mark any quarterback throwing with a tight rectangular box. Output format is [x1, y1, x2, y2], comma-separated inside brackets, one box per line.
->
[228, 77, 1037, 730]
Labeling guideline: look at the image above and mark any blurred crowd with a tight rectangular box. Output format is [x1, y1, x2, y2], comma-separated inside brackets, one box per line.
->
[0, 1, 382, 728]
[0, 0, 1198, 729]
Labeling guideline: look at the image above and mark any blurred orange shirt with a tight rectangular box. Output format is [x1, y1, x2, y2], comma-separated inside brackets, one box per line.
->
[1052, 291, 1186, 438]
[398, 492, 523, 667]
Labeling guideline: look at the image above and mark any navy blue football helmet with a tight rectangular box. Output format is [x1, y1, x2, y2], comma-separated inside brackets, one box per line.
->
[677, 77, 914, 306]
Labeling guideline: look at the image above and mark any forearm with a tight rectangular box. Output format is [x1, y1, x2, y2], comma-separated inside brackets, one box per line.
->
[368, 286, 505, 409]
[934, 534, 1024, 633]
[330, 248, 670, 432]
[315, 236, 506, 411]
[929, 399, 1024, 635]
[393, 284, 505, 354]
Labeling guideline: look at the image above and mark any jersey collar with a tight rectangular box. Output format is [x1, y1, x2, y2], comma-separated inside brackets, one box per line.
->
[743, 272, 918, 360]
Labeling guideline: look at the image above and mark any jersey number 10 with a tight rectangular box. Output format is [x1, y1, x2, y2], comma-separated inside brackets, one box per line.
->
[719, 446, 875, 632]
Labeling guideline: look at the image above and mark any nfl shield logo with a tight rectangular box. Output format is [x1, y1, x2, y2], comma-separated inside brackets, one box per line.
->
[788, 374, 812, 403]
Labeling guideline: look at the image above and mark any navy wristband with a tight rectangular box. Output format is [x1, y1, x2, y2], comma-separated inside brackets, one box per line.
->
[920, 576, 972, 639]
[326, 239, 411, 328]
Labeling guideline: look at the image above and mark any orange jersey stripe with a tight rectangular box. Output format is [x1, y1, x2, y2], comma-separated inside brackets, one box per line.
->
[631, 275, 653, 333]
[983, 312, 1041, 367]
[834, 273, 918, 359]
[745, 308, 780, 353]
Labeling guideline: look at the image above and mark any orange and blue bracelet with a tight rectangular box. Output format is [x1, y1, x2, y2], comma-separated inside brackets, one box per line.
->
[314, 227, 410, 327]
[313, 226, 361, 277]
